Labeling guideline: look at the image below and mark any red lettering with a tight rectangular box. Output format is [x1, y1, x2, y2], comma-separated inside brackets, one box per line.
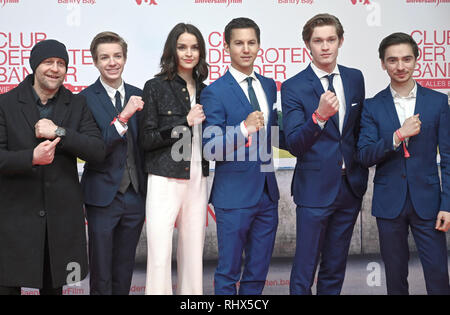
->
[81, 49, 92, 65]
[208, 32, 222, 48]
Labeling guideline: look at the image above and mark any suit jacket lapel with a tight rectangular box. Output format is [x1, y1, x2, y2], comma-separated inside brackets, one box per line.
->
[339, 66, 352, 130]
[18, 88, 40, 133]
[93, 78, 118, 121]
[224, 71, 253, 115]
[52, 86, 71, 127]
[124, 83, 138, 137]
[381, 86, 401, 130]
[306, 65, 339, 131]
[255, 72, 273, 124]
[414, 83, 426, 117]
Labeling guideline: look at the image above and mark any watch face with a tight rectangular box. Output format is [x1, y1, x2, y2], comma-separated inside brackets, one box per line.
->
[56, 127, 66, 137]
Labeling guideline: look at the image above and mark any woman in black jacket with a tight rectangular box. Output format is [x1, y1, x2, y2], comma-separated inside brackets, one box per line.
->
[140, 23, 209, 295]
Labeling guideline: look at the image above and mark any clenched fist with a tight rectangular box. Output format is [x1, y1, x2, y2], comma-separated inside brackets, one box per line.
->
[119, 96, 144, 123]
[245, 111, 265, 135]
[435, 211, 450, 232]
[35, 118, 58, 139]
[316, 90, 339, 121]
[187, 104, 206, 126]
[400, 114, 421, 138]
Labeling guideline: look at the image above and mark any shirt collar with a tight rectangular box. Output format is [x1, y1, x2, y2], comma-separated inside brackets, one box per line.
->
[310, 62, 340, 80]
[100, 77, 125, 100]
[229, 65, 257, 84]
[31, 85, 59, 106]
[390, 81, 417, 99]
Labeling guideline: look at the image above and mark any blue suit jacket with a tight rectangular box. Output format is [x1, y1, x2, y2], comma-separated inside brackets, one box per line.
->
[357, 84, 450, 220]
[281, 64, 368, 208]
[80, 78, 146, 207]
[201, 71, 283, 209]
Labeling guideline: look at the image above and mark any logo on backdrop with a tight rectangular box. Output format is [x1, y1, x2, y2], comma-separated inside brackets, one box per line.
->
[0, 0, 20, 8]
[0, 32, 92, 94]
[351, 0, 370, 4]
[194, 0, 243, 6]
[412, 30, 450, 90]
[405, 0, 450, 6]
[276, 0, 314, 5]
[57, 0, 96, 4]
[136, 0, 158, 5]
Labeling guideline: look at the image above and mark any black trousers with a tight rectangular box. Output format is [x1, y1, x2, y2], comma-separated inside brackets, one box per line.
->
[0, 225, 63, 295]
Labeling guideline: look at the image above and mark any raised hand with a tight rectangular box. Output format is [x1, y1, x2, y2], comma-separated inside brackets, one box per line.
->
[187, 104, 206, 126]
[244, 111, 265, 135]
[32, 137, 61, 166]
[316, 90, 339, 121]
[119, 95, 144, 123]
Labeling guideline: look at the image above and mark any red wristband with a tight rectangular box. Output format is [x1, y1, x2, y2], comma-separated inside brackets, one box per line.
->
[312, 112, 318, 124]
[118, 114, 128, 124]
[395, 129, 405, 142]
[314, 110, 328, 122]
[395, 129, 410, 158]
[243, 121, 252, 147]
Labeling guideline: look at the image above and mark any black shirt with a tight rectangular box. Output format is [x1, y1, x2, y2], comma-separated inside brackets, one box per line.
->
[31, 87, 58, 119]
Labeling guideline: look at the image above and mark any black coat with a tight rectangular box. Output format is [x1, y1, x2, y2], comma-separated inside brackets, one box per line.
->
[0, 75, 105, 288]
[140, 74, 209, 179]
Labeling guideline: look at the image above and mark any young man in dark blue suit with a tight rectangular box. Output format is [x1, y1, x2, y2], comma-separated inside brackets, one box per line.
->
[80, 32, 146, 295]
[201, 17, 284, 295]
[357, 33, 450, 295]
[281, 14, 368, 295]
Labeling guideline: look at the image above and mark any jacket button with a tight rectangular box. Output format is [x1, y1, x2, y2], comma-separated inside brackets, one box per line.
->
[168, 111, 172, 115]
[182, 88, 187, 92]
[39, 210, 46, 217]
[185, 97, 189, 100]
[172, 131, 178, 137]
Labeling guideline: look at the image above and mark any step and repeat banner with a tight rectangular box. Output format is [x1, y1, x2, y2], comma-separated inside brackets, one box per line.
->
[1, 0, 448, 168]
[1, 0, 448, 99]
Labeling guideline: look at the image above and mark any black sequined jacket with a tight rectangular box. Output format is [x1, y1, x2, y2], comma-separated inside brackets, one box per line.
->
[139, 74, 209, 179]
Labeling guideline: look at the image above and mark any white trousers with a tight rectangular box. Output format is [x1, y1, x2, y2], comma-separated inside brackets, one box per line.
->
[144, 166, 207, 295]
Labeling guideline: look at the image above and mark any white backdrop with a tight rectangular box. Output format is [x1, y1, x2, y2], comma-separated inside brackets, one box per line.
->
[1, 0, 449, 97]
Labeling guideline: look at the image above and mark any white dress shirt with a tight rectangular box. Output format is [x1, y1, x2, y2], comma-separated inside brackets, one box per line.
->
[100, 77, 128, 136]
[228, 65, 269, 138]
[391, 82, 417, 147]
[310, 62, 346, 134]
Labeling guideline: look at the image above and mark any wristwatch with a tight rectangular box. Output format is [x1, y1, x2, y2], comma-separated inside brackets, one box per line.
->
[55, 126, 66, 137]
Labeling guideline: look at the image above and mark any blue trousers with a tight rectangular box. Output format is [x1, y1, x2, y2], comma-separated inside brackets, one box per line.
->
[377, 191, 450, 295]
[85, 187, 145, 295]
[290, 175, 361, 295]
[214, 189, 278, 295]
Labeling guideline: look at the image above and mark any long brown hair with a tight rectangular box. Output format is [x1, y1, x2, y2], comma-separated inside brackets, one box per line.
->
[157, 23, 209, 82]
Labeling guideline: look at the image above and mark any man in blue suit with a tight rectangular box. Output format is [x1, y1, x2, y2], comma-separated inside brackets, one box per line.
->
[201, 17, 284, 295]
[281, 14, 368, 295]
[357, 32, 450, 295]
[80, 32, 146, 295]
